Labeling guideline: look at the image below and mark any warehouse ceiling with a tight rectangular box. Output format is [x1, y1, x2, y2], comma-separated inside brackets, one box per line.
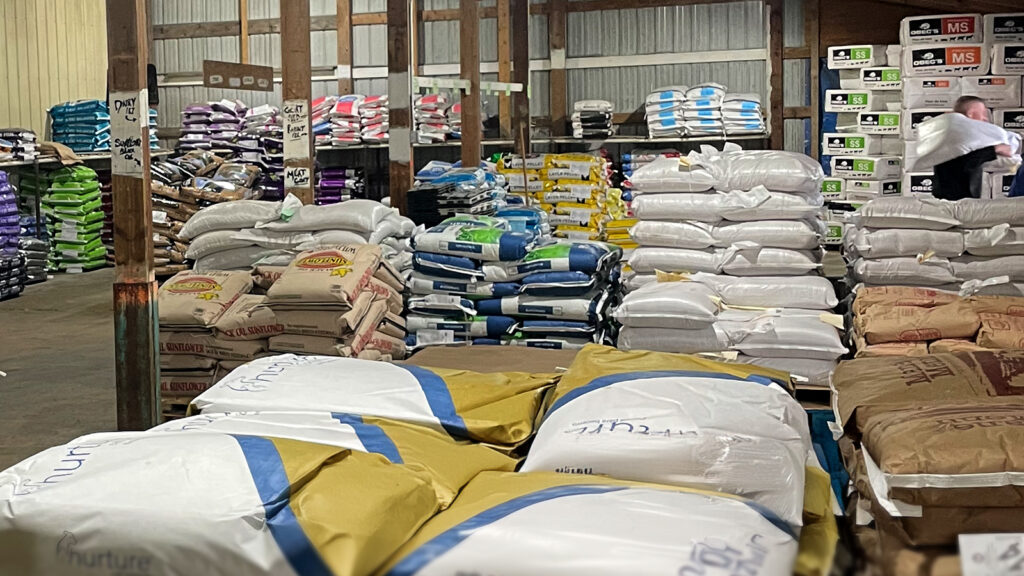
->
[875, 0, 1024, 13]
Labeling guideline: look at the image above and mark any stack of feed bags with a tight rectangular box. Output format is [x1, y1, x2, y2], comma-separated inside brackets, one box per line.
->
[850, 285, 1024, 356]
[18, 234, 47, 285]
[157, 270, 274, 414]
[329, 94, 364, 146]
[645, 87, 687, 138]
[415, 93, 451, 144]
[316, 166, 364, 205]
[833, 351, 1024, 574]
[0, 170, 24, 300]
[149, 151, 223, 276]
[722, 93, 767, 135]
[265, 244, 407, 360]
[409, 164, 507, 225]
[178, 100, 247, 152]
[48, 100, 110, 152]
[615, 273, 842, 386]
[0, 128, 38, 161]
[238, 104, 284, 200]
[311, 95, 338, 146]
[626, 143, 827, 290]
[379, 345, 834, 574]
[847, 195, 1024, 294]
[447, 101, 463, 140]
[499, 153, 626, 243]
[361, 94, 389, 143]
[147, 108, 159, 149]
[43, 165, 107, 273]
[179, 196, 298, 273]
[682, 83, 728, 136]
[571, 100, 614, 139]
[95, 168, 114, 263]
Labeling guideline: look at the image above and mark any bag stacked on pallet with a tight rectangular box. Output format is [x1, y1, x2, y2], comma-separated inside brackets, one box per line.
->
[236, 104, 285, 200]
[847, 196, 1024, 293]
[329, 95, 364, 146]
[571, 100, 614, 138]
[361, 95, 390, 143]
[415, 93, 451, 144]
[42, 165, 107, 273]
[833, 351, 1024, 570]
[178, 100, 247, 152]
[48, 100, 110, 152]
[644, 87, 687, 138]
[316, 167, 365, 204]
[0, 171, 24, 300]
[723, 93, 768, 135]
[0, 128, 38, 161]
[265, 244, 407, 359]
[157, 270, 273, 413]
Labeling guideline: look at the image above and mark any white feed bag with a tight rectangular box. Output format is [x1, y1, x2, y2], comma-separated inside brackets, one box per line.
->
[690, 272, 839, 309]
[733, 355, 837, 387]
[180, 199, 291, 240]
[627, 156, 715, 193]
[618, 325, 731, 354]
[846, 227, 965, 259]
[632, 188, 822, 224]
[231, 228, 316, 250]
[628, 247, 723, 274]
[720, 247, 822, 276]
[722, 313, 848, 361]
[193, 246, 292, 271]
[713, 220, 823, 250]
[522, 372, 810, 527]
[914, 113, 1022, 171]
[953, 255, 1024, 282]
[853, 197, 959, 230]
[629, 220, 716, 249]
[964, 225, 1024, 256]
[185, 229, 257, 260]
[953, 198, 1024, 229]
[612, 281, 721, 329]
[258, 199, 395, 234]
[295, 229, 369, 251]
[852, 256, 960, 286]
[694, 147, 825, 194]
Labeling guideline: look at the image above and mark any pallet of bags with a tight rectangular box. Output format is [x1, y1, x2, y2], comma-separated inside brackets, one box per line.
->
[722, 93, 767, 135]
[157, 270, 276, 415]
[833, 351, 1024, 570]
[361, 95, 389, 143]
[847, 196, 1024, 294]
[415, 93, 451, 144]
[571, 100, 614, 139]
[615, 273, 843, 385]
[329, 94, 364, 146]
[682, 83, 727, 136]
[645, 87, 687, 138]
[43, 165, 107, 273]
[48, 100, 110, 152]
[266, 244, 407, 360]
[0, 410, 519, 575]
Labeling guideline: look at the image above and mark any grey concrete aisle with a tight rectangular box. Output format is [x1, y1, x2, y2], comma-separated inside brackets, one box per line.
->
[0, 268, 117, 469]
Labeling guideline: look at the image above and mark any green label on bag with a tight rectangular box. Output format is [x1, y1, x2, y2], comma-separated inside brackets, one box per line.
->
[826, 225, 843, 239]
[881, 69, 901, 82]
[822, 180, 842, 193]
[853, 159, 875, 172]
[852, 47, 871, 60]
[849, 93, 868, 106]
[846, 137, 865, 149]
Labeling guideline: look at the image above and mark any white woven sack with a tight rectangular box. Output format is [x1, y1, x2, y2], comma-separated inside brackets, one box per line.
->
[964, 225, 1024, 257]
[714, 220, 822, 250]
[257, 199, 395, 234]
[180, 198, 294, 240]
[628, 247, 724, 274]
[953, 255, 1024, 282]
[185, 229, 257, 260]
[852, 256, 959, 286]
[612, 281, 720, 329]
[720, 248, 822, 276]
[690, 272, 838, 310]
[629, 220, 716, 249]
[853, 197, 959, 230]
[627, 156, 715, 193]
[846, 227, 965, 259]
[953, 198, 1024, 229]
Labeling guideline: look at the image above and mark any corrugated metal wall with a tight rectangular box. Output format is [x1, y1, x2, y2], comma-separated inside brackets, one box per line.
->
[152, 0, 812, 148]
[0, 0, 109, 135]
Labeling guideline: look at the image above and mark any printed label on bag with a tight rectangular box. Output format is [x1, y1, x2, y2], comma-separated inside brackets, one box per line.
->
[1001, 45, 1024, 66]
[992, 16, 1024, 36]
[910, 111, 942, 130]
[978, 77, 1008, 86]
[911, 46, 983, 68]
[907, 16, 977, 39]
[999, 111, 1024, 130]
[859, 113, 900, 128]
[909, 174, 935, 194]
[832, 46, 872, 62]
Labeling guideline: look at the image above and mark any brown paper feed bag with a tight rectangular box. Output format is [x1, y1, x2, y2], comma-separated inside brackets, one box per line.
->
[158, 270, 254, 328]
[978, 313, 1024, 350]
[267, 245, 381, 305]
[853, 286, 959, 316]
[213, 294, 285, 341]
[159, 331, 267, 361]
[855, 301, 980, 344]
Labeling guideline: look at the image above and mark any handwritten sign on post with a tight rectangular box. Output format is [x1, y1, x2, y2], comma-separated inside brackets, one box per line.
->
[109, 89, 148, 177]
[285, 166, 311, 188]
[283, 99, 311, 161]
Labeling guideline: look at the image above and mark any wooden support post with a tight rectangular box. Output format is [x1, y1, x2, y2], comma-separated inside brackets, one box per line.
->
[548, 0, 567, 137]
[497, 0, 512, 138]
[807, 0, 820, 159]
[460, 0, 482, 167]
[388, 0, 413, 214]
[240, 0, 249, 63]
[281, 0, 315, 205]
[768, 0, 784, 150]
[511, 0, 530, 152]
[337, 0, 353, 94]
[106, 0, 159, 430]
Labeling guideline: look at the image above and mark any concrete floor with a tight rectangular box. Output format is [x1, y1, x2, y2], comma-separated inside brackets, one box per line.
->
[0, 268, 116, 469]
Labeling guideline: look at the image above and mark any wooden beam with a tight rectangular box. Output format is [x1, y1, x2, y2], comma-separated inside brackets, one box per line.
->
[784, 106, 811, 119]
[497, 0, 512, 139]
[548, 0, 567, 137]
[239, 0, 249, 64]
[281, 0, 314, 205]
[566, 0, 727, 11]
[511, 0, 530, 152]
[337, 0, 353, 94]
[151, 21, 240, 40]
[388, 0, 413, 214]
[106, 0, 159, 430]
[807, 0, 820, 159]
[460, 0, 483, 167]
[767, 0, 783, 150]
[783, 46, 809, 59]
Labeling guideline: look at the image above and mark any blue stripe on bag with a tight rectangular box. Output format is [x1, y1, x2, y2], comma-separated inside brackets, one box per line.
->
[393, 364, 471, 439]
[385, 485, 626, 576]
[232, 435, 333, 576]
[546, 370, 781, 418]
[331, 413, 404, 464]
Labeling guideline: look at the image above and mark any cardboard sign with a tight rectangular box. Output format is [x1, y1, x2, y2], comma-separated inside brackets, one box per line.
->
[109, 89, 148, 177]
[202, 60, 273, 92]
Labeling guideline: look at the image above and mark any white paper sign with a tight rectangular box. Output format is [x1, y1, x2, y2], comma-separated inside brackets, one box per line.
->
[109, 89, 148, 177]
[283, 99, 311, 161]
[960, 534, 1024, 576]
[284, 166, 311, 189]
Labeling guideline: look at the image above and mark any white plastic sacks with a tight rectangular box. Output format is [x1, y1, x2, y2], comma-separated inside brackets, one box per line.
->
[914, 112, 1023, 171]
[632, 188, 823, 223]
[521, 370, 811, 527]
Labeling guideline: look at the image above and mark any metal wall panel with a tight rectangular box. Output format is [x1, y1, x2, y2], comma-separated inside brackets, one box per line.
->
[248, 0, 279, 19]
[783, 58, 809, 108]
[784, 118, 809, 154]
[0, 0, 109, 134]
[568, 2, 764, 58]
[567, 62, 766, 114]
[155, 37, 241, 75]
[152, 0, 238, 25]
[783, 0, 804, 48]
